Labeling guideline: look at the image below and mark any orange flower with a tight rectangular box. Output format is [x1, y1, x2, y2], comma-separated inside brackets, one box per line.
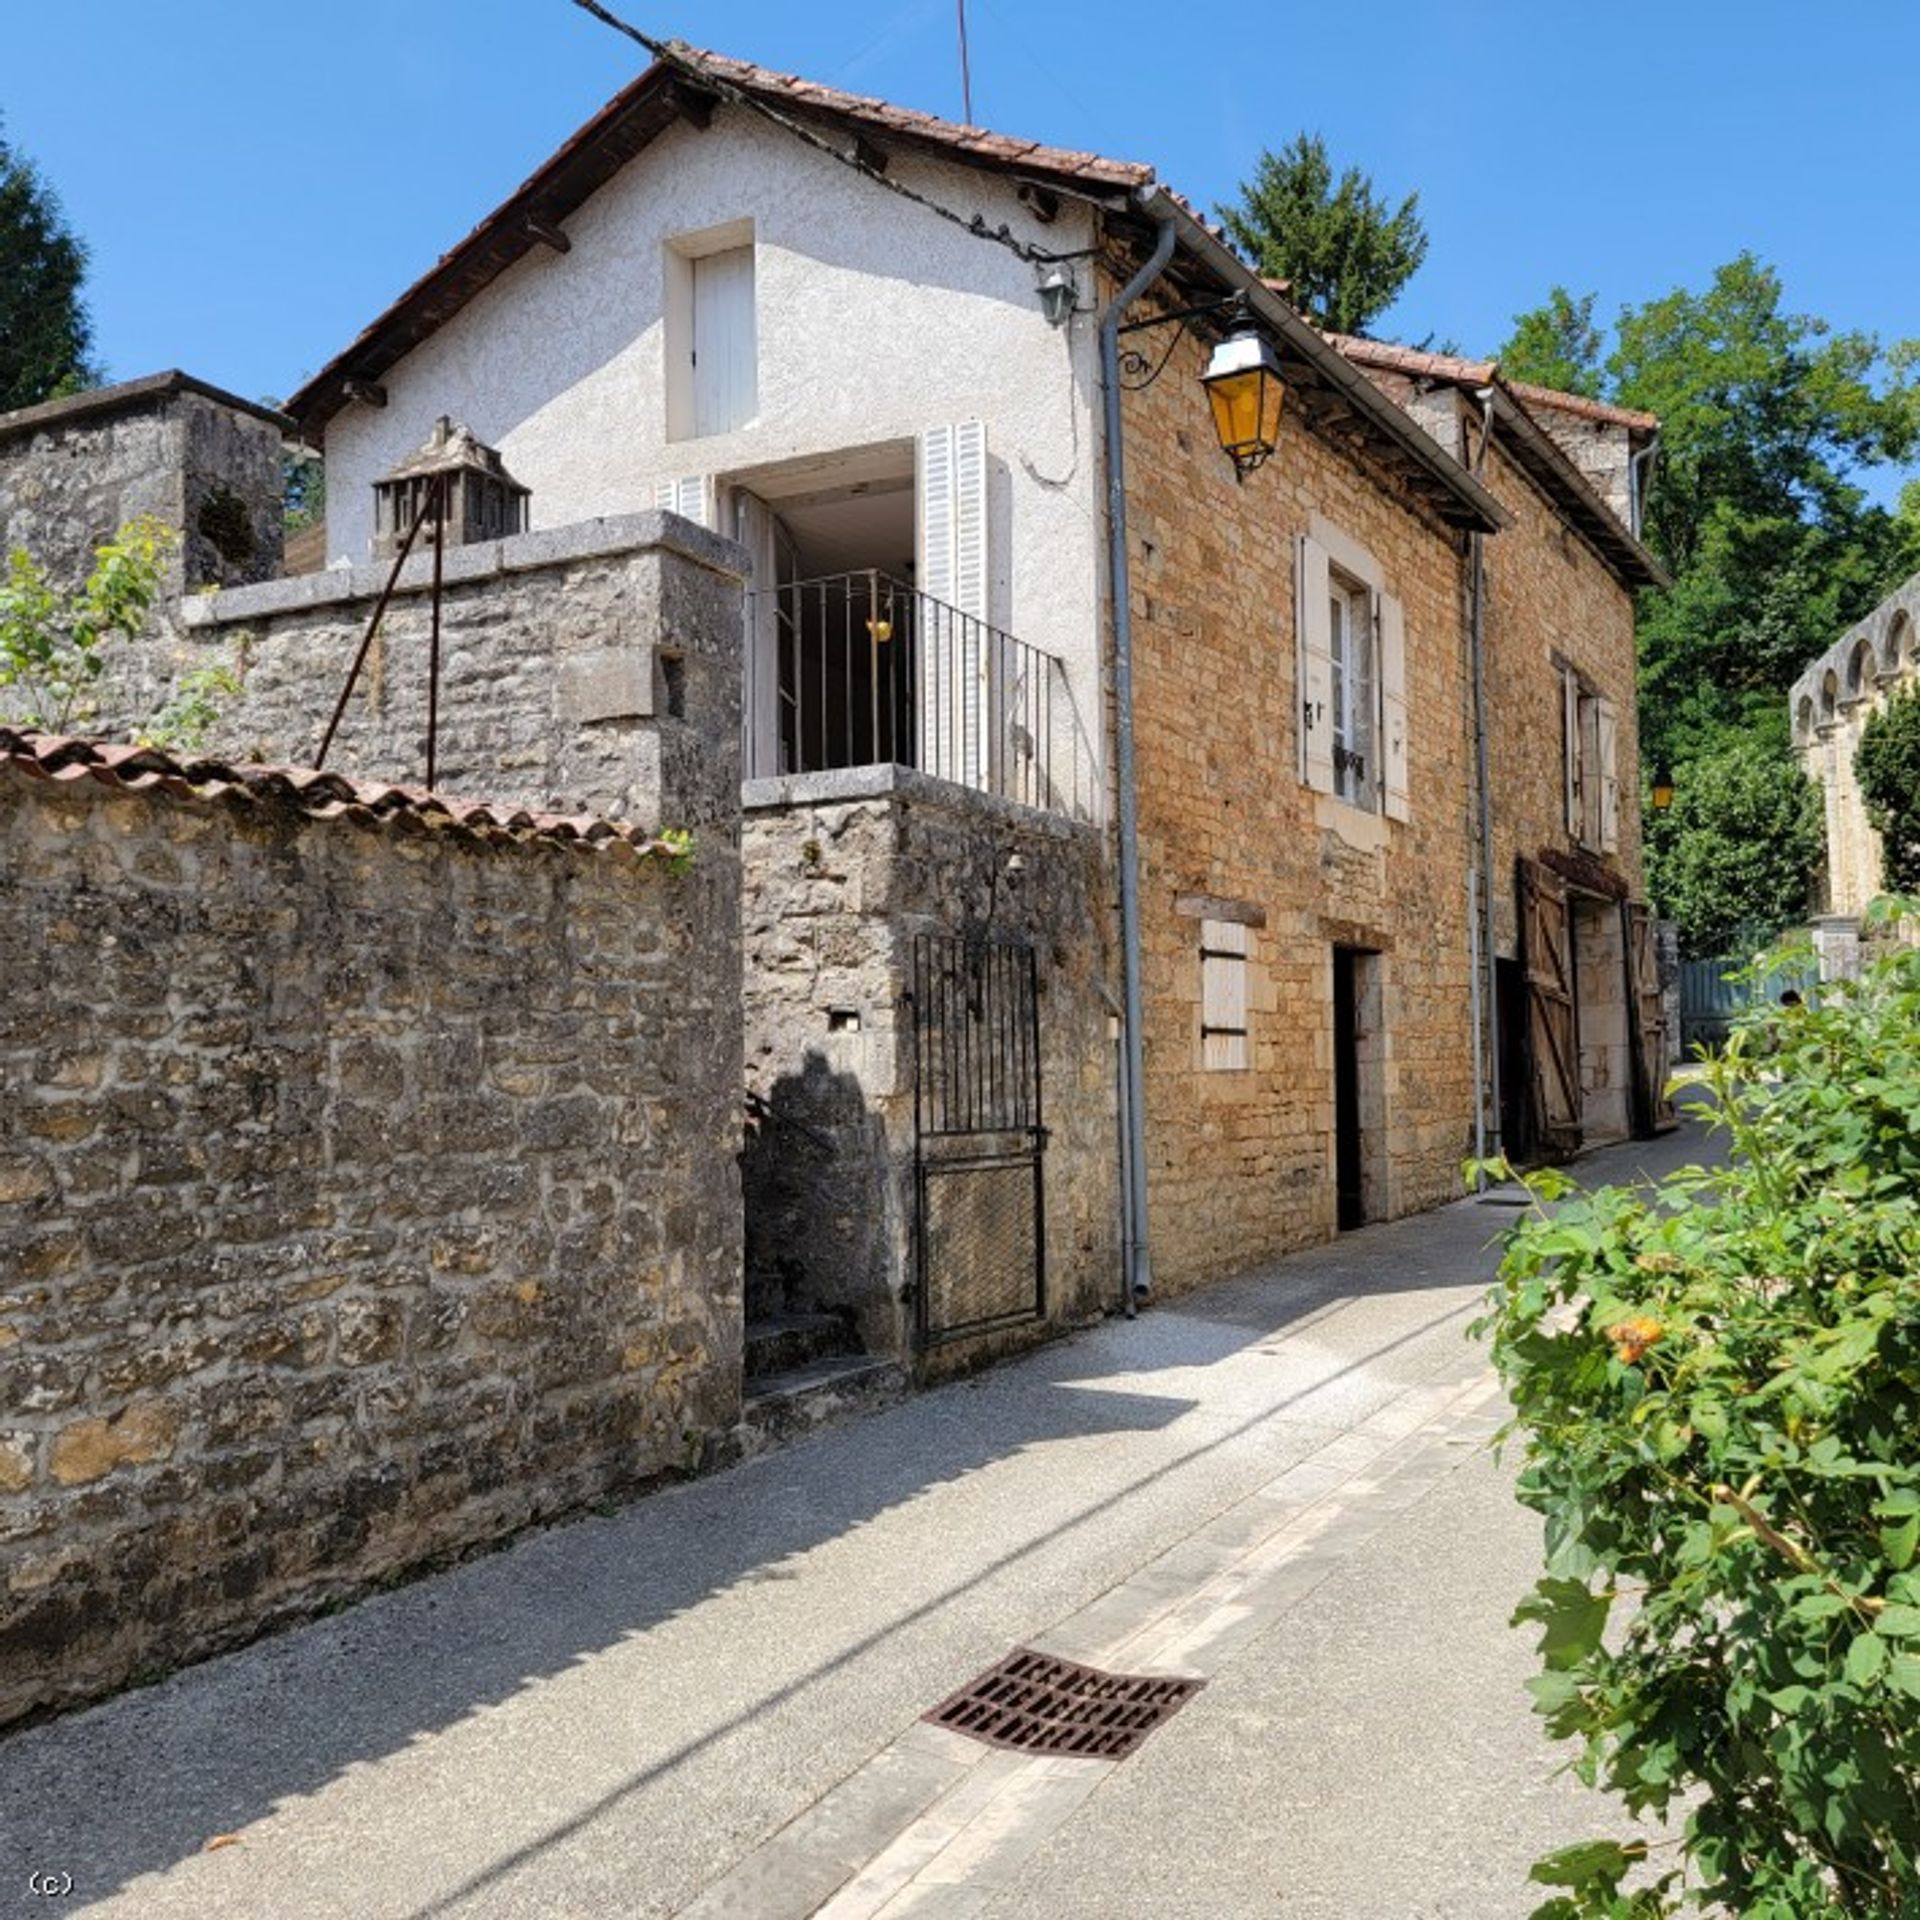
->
[1608, 1315, 1665, 1365]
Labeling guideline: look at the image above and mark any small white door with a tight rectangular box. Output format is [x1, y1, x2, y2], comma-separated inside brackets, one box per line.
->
[692, 247, 756, 438]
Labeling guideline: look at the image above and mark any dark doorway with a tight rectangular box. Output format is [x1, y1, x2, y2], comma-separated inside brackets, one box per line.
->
[1495, 956, 1531, 1164]
[1333, 948, 1365, 1231]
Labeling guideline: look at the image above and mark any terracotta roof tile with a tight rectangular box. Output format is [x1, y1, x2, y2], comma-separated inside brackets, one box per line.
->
[0, 730, 682, 860]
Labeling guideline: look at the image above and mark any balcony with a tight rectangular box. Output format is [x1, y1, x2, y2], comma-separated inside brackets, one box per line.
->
[745, 571, 1094, 823]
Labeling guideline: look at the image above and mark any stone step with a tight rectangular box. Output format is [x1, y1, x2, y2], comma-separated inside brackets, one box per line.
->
[744, 1310, 862, 1382]
[736, 1355, 909, 1456]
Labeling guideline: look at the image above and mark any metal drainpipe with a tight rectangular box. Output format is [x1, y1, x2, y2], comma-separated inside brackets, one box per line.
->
[1100, 209, 1177, 1311]
[1471, 389, 1502, 1174]
[1628, 435, 1660, 541]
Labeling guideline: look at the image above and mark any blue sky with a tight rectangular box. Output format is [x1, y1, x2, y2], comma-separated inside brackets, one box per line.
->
[6, 0, 1917, 487]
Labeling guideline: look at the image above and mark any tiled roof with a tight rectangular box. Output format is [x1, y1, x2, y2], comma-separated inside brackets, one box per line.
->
[0, 729, 680, 859]
[1505, 381, 1659, 434]
[683, 47, 1152, 189]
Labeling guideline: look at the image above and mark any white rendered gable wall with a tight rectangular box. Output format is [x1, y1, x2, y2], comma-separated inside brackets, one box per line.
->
[323, 108, 1104, 762]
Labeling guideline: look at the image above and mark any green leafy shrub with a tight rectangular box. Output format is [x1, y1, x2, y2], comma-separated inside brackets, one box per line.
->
[1857, 686, 1920, 894]
[0, 516, 178, 731]
[1476, 917, 1920, 1918]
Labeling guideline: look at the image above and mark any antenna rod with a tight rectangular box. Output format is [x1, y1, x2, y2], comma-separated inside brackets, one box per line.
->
[956, 0, 973, 125]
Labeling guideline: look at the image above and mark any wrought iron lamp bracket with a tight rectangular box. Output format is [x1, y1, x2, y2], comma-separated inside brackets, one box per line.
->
[1115, 288, 1253, 390]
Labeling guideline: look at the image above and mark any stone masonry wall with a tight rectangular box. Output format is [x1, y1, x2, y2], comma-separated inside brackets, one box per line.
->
[0, 756, 743, 1730]
[1117, 301, 1478, 1292]
[153, 513, 745, 842]
[0, 375, 285, 600]
[741, 770, 1117, 1363]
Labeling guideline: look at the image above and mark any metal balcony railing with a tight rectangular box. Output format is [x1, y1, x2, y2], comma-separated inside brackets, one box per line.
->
[745, 570, 1094, 822]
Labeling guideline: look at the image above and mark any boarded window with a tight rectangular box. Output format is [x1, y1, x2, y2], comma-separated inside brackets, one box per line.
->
[1201, 918, 1251, 1071]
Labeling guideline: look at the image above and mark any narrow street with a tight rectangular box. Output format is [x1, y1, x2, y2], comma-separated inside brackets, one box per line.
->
[1, 1115, 1719, 1920]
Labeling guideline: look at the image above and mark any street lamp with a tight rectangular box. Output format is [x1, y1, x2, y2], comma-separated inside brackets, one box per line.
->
[1650, 763, 1675, 813]
[1201, 331, 1286, 481]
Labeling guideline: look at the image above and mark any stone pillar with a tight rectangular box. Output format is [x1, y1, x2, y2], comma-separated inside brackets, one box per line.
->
[1812, 915, 1862, 984]
[0, 371, 287, 597]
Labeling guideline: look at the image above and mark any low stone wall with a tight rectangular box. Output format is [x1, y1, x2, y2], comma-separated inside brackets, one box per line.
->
[742, 768, 1118, 1365]
[0, 741, 743, 1728]
[161, 511, 744, 838]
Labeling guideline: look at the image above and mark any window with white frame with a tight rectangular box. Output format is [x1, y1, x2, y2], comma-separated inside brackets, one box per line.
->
[1296, 529, 1410, 820]
[665, 222, 757, 442]
[1200, 918, 1251, 1071]
[1563, 667, 1620, 854]
[1328, 571, 1375, 809]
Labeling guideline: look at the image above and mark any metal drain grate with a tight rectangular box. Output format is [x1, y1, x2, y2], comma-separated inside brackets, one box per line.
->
[923, 1648, 1204, 1760]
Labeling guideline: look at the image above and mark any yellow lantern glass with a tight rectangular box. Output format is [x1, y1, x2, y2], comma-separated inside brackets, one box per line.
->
[1202, 331, 1286, 479]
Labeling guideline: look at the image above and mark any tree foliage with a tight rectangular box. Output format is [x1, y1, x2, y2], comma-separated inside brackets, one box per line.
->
[1216, 133, 1427, 335]
[1856, 685, 1920, 893]
[0, 120, 99, 411]
[1644, 726, 1822, 956]
[1500, 287, 1604, 399]
[1475, 924, 1920, 1917]
[1503, 257, 1920, 947]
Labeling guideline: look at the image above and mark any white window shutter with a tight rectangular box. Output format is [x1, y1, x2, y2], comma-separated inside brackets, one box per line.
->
[655, 476, 711, 527]
[1296, 535, 1334, 793]
[691, 245, 756, 437]
[1563, 668, 1583, 836]
[1597, 697, 1620, 853]
[917, 421, 989, 787]
[1201, 919, 1250, 1071]
[1377, 590, 1409, 821]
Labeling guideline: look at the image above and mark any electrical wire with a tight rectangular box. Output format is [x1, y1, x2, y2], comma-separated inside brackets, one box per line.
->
[565, 0, 1103, 267]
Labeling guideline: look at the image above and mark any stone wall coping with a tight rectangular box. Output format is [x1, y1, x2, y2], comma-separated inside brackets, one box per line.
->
[182, 510, 749, 629]
[0, 369, 291, 447]
[743, 761, 1099, 843]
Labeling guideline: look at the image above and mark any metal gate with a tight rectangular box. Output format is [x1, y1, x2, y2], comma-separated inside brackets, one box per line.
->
[911, 933, 1046, 1347]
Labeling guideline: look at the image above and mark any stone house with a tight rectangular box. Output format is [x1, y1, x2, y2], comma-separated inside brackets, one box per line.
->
[1790, 569, 1920, 975]
[7, 46, 1671, 1387]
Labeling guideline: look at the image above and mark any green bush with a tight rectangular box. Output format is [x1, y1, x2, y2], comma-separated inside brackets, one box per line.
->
[1475, 914, 1920, 1918]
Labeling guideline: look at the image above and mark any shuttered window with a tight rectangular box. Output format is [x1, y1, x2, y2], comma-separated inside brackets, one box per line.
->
[654, 474, 711, 527]
[917, 421, 989, 788]
[1201, 919, 1251, 1071]
[1563, 668, 1620, 854]
[1296, 531, 1409, 819]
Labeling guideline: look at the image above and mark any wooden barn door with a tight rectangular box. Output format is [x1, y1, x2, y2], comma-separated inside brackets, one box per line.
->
[1518, 859, 1583, 1160]
[1624, 902, 1678, 1136]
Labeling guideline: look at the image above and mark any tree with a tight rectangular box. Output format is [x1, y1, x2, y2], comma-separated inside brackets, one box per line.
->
[0, 120, 99, 411]
[1644, 726, 1822, 956]
[1856, 685, 1920, 892]
[1216, 134, 1427, 335]
[1502, 259, 1920, 937]
[1498, 286, 1603, 399]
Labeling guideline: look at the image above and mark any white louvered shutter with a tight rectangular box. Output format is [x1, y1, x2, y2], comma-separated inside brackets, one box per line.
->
[1563, 668, 1583, 836]
[732, 489, 781, 778]
[1377, 590, 1409, 821]
[655, 475, 711, 527]
[1296, 535, 1334, 793]
[1597, 697, 1620, 853]
[917, 421, 989, 788]
[691, 245, 756, 437]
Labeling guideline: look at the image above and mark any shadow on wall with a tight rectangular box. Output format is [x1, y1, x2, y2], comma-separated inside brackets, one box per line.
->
[741, 1051, 896, 1354]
